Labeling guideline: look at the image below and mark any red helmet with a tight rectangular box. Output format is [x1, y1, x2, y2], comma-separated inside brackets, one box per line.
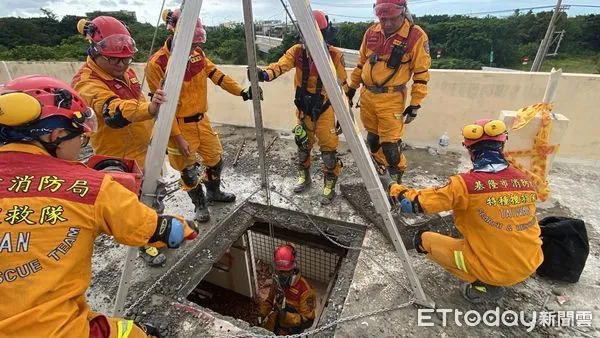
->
[374, 0, 407, 18]
[162, 8, 207, 44]
[0, 75, 97, 133]
[313, 10, 329, 30]
[274, 244, 296, 271]
[462, 119, 507, 148]
[77, 16, 137, 58]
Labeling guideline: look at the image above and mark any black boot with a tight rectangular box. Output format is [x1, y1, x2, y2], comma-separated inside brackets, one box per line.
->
[388, 167, 404, 184]
[152, 179, 167, 214]
[205, 179, 236, 203]
[320, 172, 338, 205]
[204, 160, 236, 204]
[187, 185, 210, 222]
[293, 167, 312, 193]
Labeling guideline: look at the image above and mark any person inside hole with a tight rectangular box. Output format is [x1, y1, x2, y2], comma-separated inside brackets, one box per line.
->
[259, 243, 317, 335]
[382, 119, 543, 303]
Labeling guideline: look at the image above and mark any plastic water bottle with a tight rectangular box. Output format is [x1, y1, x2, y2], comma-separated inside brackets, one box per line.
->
[438, 131, 449, 155]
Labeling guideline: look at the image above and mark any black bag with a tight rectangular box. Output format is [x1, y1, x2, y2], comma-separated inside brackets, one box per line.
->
[537, 216, 589, 283]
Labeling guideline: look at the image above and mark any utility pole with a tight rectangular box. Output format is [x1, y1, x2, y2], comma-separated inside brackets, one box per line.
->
[531, 0, 563, 72]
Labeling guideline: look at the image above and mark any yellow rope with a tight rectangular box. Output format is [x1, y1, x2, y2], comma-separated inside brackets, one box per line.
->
[504, 103, 559, 201]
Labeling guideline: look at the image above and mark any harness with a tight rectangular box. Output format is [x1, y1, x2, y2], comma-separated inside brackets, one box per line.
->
[367, 25, 414, 94]
[293, 48, 330, 122]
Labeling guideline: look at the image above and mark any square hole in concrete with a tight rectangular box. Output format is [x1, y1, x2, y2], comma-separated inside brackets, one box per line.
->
[186, 221, 347, 333]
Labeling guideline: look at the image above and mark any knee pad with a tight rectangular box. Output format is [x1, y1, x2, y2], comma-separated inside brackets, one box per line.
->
[381, 142, 401, 167]
[321, 151, 338, 170]
[366, 132, 380, 153]
[297, 149, 311, 164]
[181, 164, 201, 188]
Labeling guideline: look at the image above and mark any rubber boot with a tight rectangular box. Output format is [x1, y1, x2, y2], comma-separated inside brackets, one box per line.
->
[138, 246, 166, 267]
[152, 179, 167, 214]
[412, 230, 428, 253]
[293, 167, 312, 193]
[204, 159, 236, 204]
[388, 167, 404, 184]
[461, 281, 506, 304]
[320, 173, 338, 205]
[205, 178, 236, 204]
[187, 185, 210, 222]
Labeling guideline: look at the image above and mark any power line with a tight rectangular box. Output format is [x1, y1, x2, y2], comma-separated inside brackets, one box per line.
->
[311, 0, 439, 8]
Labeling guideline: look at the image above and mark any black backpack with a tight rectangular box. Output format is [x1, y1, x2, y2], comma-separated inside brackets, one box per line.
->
[537, 216, 589, 283]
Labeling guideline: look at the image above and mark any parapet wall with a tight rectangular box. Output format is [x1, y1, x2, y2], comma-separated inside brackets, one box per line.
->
[2, 61, 599, 161]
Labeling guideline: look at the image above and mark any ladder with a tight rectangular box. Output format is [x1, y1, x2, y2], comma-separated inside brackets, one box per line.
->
[113, 0, 433, 318]
[112, 0, 205, 316]
[285, 0, 433, 308]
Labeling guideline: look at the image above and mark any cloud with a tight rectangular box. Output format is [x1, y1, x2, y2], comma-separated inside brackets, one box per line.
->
[0, 0, 598, 24]
[99, 0, 117, 7]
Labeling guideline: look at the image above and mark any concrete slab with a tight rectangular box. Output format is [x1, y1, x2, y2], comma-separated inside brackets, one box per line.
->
[86, 125, 600, 337]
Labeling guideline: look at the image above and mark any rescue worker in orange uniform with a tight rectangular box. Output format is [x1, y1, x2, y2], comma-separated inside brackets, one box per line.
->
[253, 10, 348, 204]
[71, 16, 168, 267]
[0, 75, 199, 337]
[348, 0, 431, 184]
[385, 119, 543, 303]
[259, 244, 317, 335]
[146, 9, 257, 222]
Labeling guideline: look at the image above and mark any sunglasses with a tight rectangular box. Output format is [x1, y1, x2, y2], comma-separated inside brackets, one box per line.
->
[101, 56, 134, 66]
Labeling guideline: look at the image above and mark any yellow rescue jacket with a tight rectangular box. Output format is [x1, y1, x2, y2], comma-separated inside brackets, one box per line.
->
[350, 19, 431, 107]
[395, 166, 543, 286]
[264, 43, 349, 102]
[72, 57, 153, 168]
[260, 274, 317, 335]
[146, 38, 244, 137]
[0, 143, 159, 337]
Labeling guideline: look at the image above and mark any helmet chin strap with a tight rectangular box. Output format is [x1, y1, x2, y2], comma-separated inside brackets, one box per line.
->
[38, 140, 59, 157]
[38, 129, 82, 157]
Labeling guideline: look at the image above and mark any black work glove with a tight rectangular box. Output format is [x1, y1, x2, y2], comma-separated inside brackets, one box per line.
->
[241, 86, 264, 101]
[403, 105, 420, 124]
[346, 87, 357, 107]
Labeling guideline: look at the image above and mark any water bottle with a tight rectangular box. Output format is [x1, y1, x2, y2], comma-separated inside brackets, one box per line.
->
[438, 131, 449, 155]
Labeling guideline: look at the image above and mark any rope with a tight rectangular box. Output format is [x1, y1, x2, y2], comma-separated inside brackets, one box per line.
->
[119, 0, 167, 161]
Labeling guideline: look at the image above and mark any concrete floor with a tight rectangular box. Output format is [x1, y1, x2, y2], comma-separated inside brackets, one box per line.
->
[87, 124, 600, 337]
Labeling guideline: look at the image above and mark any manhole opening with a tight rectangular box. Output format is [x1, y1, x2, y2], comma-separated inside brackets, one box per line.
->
[186, 221, 348, 332]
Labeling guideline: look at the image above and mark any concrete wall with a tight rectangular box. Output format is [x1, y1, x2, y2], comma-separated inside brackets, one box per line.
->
[2, 61, 599, 161]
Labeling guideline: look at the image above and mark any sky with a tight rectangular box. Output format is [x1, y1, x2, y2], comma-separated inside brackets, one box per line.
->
[0, 0, 599, 25]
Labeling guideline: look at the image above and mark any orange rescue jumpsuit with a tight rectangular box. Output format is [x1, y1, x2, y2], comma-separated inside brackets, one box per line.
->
[146, 38, 244, 174]
[0, 143, 172, 337]
[350, 19, 431, 171]
[263, 43, 348, 175]
[391, 166, 543, 286]
[259, 275, 317, 335]
[72, 57, 154, 169]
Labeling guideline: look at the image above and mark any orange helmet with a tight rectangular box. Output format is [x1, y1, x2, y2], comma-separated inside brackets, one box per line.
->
[462, 119, 507, 148]
[162, 8, 206, 44]
[77, 16, 137, 58]
[274, 244, 296, 271]
[374, 0, 407, 18]
[313, 10, 329, 30]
